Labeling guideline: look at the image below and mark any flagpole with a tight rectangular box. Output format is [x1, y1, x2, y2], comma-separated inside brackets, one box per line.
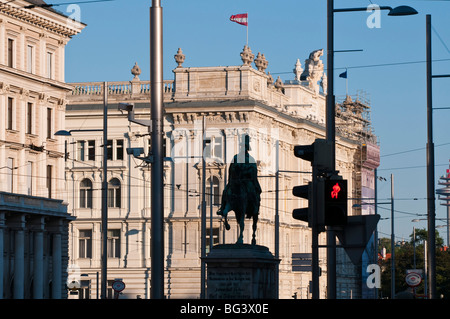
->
[246, 12, 248, 46]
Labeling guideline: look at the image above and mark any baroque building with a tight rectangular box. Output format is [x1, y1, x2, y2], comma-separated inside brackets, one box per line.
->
[64, 46, 379, 299]
[0, 0, 84, 298]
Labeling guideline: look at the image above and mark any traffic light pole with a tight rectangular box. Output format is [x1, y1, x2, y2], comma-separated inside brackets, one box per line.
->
[326, 0, 337, 299]
[311, 166, 320, 299]
[150, 0, 165, 299]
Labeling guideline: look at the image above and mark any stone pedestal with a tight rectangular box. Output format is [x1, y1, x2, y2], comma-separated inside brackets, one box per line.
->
[204, 244, 279, 299]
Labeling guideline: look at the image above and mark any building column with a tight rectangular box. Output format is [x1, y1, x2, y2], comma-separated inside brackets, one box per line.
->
[13, 215, 26, 299]
[0, 213, 5, 299]
[33, 217, 45, 299]
[52, 220, 62, 299]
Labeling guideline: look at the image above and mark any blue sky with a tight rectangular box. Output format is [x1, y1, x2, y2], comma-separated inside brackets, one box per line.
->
[61, 0, 450, 244]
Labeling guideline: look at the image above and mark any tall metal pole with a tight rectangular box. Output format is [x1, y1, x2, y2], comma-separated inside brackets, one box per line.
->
[390, 174, 395, 299]
[275, 157, 279, 299]
[150, 0, 165, 299]
[326, 0, 335, 156]
[101, 81, 108, 299]
[311, 166, 319, 299]
[326, 0, 337, 299]
[374, 169, 379, 299]
[200, 115, 206, 299]
[426, 14, 436, 300]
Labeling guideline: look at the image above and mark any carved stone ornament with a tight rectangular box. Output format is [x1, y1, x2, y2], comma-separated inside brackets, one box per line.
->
[300, 49, 324, 94]
[0, 82, 10, 93]
[240, 45, 254, 66]
[267, 72, 274, 87]
[131, 62, 141, 80]
[293, 59, 303, 81]
[174, 48, 185, 68]
[274, 76, 284, 92]
[254, 52, 268, 72]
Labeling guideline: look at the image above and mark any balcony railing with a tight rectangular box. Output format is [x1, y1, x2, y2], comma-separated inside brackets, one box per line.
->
[69, 80, 175, 100]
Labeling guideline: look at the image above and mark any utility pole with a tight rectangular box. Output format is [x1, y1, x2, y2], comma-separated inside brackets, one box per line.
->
[390, 174, 395, 299]
[426, 14, 436, 300]
[150, 0, 165, 299]
[200, 115, 206, 299]
[101, 81, 108, 299]
[326, 0, 337, 299]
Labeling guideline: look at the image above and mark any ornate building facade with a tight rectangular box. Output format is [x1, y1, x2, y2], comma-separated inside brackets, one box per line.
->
[64, 46, 379, 299]
[0, 0, 84, 298]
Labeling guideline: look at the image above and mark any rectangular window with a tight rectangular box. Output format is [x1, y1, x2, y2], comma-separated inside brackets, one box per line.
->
[46, 165, 52, 198]
[79, 280, 90, 299]
[7, 97, 13, 130]
[27, 161, 33, 195]
[107, 229, 120, 258]
[88, 140, 95, 161]
[7, 39, 14, 67]
[116, 139, 124, 160]
[206, 228, 220, 254]
[47, 52, 53, 79]
[214, 136, 223, 159]
[205, 136, 223, 160]
[27, 45, 34, 73]
[206, 178, 220, 206]
[106, 139, 125, 161]
[77, 141, 85, 161]
[47, 108, 52, 138]
[27, 102, 33, 134]
[78, 230, 92, 258]
[204, 139, 211, 159]
[106, 140, 113, 160]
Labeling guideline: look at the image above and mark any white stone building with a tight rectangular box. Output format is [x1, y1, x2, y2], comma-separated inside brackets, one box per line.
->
[0, 0, 84, 298]
[64, 46, 379, 299]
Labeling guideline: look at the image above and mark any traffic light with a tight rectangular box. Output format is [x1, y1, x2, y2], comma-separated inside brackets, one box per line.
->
[293, 139, 333, 173]
[324, 178, 348, 226]
[292, 139, 333, 229]
[292, 183, 312, 226]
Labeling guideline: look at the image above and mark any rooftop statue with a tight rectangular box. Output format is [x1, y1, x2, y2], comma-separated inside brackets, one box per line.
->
[300, 49, 325, 94]
[217, 135, 262, 245]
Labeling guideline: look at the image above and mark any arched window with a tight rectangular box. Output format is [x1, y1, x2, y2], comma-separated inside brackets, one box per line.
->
[79, 178, 93, 208]
[108, 178, 121, 208]
[206, 176, 220, 206]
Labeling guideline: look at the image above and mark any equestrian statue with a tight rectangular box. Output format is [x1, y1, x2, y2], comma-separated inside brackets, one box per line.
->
[216, 135, 262, 245]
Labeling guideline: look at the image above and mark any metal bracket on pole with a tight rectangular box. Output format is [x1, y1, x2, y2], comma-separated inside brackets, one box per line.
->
[118, 103, 152, 128]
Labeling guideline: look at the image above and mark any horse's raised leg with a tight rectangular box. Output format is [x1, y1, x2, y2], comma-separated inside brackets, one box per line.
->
[219, 203, 232, 230]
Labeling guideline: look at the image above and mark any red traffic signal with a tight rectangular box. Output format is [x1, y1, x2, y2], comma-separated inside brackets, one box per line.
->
[324, 179, 347, 226]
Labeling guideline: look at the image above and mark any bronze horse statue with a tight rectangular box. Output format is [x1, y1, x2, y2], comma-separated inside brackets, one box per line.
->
[217, 136, 262, 245]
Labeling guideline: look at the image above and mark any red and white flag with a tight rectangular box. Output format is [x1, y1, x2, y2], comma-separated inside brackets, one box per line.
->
[230, 13, 248, 26]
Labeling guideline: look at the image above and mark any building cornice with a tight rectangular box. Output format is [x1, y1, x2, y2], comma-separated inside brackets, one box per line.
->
[0, 1, 85, 37]
[0, 64, 74, 92]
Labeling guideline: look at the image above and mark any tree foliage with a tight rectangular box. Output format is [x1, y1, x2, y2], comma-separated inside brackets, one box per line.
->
[378, 228, 450, 299]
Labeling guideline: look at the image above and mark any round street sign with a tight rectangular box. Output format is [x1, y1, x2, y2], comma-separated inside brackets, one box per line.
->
[405, 272, 422, 287]
[112, 280, 126, 292]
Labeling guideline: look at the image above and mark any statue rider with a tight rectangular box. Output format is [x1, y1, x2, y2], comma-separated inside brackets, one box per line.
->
[216, 135, 261, 243]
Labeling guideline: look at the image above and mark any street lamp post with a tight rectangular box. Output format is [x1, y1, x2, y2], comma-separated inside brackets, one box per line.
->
[150, 0, 165, 299]
[326, 1, 417, 299]
[426, 14, 450, 299]
[56, 82, 108, 299]
[390, 174, 395, 299]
